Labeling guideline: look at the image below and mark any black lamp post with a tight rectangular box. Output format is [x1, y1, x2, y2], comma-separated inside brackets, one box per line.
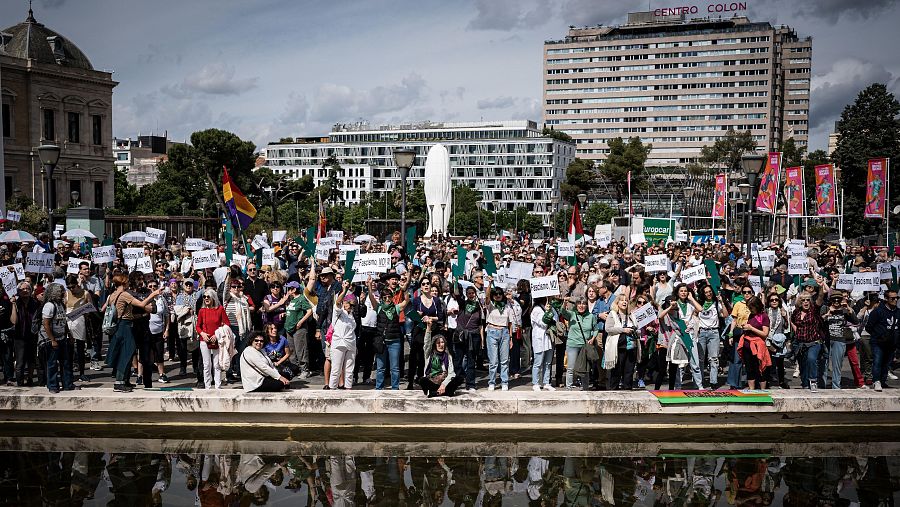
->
[392, 148, 416, 254]
[38, 143, 61, 245]
[577, 192, 587, 224]
[740, 153, 766, 257]
[682, 185, 695, 233]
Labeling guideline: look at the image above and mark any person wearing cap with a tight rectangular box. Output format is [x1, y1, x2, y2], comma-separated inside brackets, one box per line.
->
[284, 280, 314, 379]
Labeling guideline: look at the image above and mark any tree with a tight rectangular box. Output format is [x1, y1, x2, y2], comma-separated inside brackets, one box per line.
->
[832, 83, 900, 238]
[561, 158, 597, 204]
[779, 137, 805, 168]
[541, 127, 573, 143]
[600, 137, 651, 203]
[112, 168, 139, 214]
[583, 202, 618, 233]
[322, 156, 343, 204]
[699, 129, 757, 172]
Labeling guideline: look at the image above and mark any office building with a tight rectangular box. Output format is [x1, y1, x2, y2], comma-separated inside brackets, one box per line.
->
[114, 133, 183, 188]
[543, 11, 811, 166]
[263, 120, 574, 226]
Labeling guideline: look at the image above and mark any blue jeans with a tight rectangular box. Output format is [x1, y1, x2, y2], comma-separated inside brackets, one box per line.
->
[726, 342, 743, 388]
[872, 340, 896, 384]
[45, 341, 74, 391]
[486, 327, 510, 387]
[375, 340, 402, 390]
[828, 340, 847, 389]
[532, 349, 553, 386]
[565, 346, 582, 387]
[696, 329, 720, 385]
[685, 338, 704, 388]
[452, 331, 479, 389]
[798, 341, 822, 388]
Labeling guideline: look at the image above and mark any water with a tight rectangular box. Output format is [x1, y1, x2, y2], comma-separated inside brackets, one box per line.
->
[2, 449, 899, 505]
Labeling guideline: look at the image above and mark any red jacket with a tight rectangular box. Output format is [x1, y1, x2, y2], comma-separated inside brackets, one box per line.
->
[196, 306, 230, 349]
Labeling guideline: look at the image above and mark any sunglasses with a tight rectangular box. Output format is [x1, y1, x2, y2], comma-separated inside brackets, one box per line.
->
[203, 296, 211, 299]
[147, 285, 158, 289]
[252, 339, 264, 343]
[742, 290, 753, 295]
[888, 296, 898, 301]
[247, 268, 257, 272]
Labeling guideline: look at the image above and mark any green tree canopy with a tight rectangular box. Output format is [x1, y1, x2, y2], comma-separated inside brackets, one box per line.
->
[561, 158, 597, 204]
[779, 137, 805, 168]
[600, 137, 652, 203]
[699, 129, 757, 171]
[541, 127, 573, 143]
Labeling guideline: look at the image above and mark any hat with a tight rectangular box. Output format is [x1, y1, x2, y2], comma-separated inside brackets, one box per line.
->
[343, 293, 357, 303]
[774, 284, 787, 295]
[320, 267, 334, 275]
[285, 281, 301, 290]
[801, 279, 819, 288]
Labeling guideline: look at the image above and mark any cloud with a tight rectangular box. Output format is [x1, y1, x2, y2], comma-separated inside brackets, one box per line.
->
[38, 0, 67, 8]
[810, 58, 896, 131]
[439, 86, 466, 104]
[477, 96, 517, 109]
[307, 73, 428, 123]
[557, 0, 645, 27]
[467, 0, 554, 30]
[115, 90, 214, 141]
[162, 63, 258, 98]
[752, 0, 896, 25]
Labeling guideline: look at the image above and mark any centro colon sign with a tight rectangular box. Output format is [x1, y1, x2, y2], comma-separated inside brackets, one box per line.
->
[654, 2, 748, 16]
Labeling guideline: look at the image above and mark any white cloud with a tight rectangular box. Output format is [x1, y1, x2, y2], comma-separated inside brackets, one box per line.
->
[163, 63, 259, 98]
[467, 0, 554, 30]
[307, 74, 428, 123]
[477, 96, 517, 109]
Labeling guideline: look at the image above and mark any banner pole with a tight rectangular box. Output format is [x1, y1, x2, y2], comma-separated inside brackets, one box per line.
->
[887, 159, 891, 248]
[839, 187, 844, 242]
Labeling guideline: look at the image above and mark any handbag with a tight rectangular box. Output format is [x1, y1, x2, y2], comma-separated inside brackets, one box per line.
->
[373, 333, 385, 354]
[428, 371, 447, 385]
[102, 294, 121, 334]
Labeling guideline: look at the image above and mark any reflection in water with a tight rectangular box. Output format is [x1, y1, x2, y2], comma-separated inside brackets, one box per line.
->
[0, 451, 899, 506]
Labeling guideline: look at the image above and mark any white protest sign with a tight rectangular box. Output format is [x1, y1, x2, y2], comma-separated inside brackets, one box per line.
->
[144, 227, 166, 246]
[644, 254, 668, 273]
[135, 256, 153, 274]
[680, 264, 706, 284]
[315, 245, 332, 261]
[632, 303, 658, 330]
[25, 252, 54, 274]
[317, 236, 337, 249]
[213, 267, 229, 287]
[91, 245, 116, 264]
[748, 276, 769, 296]
[185, 238, 215, 251]
[630, 232, 647, 246]
[836, 274, 855, 291]
[262, 248, 276, 267]
[339, 244, 360, 261]
[493, 267, 511, 289]
[854, 272, 881, 292]
[5, 210, 20, 222]
[180, 257, 193, 274]
[788, 239, 806, 246]
[122, 247, 144, 268]
[483, 240, 501, 251]
[327, 230, 344, 242]
[10, 263, 24, 281]
[192, 249, 220, 270]
[67, 258, 89, 275]
[595, 224, 612, 247]
[788, 257, 809, 275]
[251, 235, 270, 250]
[0, 269, 17, 297]
[557, 242, 575, 257]
[877, 262, 894, 281]
[352, 253, 391, 274]
[230, 254, 247, 269]
[506, 261, 535, 284]
[529, 276, 561, 298]
[788, 245, 808, 258]
[756, 250, 776, 271]
[272, 230, 287, 243]
[675, 231, 688, 243]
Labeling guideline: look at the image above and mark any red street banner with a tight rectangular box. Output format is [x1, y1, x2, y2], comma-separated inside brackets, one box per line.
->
[784, 166, 804, 216]
[815, 164, 837, 216]
[712, 173, 726, 219]
[865, 158, 888, 219]
[755, 152, 781, 213]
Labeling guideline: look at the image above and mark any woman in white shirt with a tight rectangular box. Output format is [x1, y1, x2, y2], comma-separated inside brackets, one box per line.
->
[329, 280, 359, 390]
[529, 297, 557, 391]
[240, 331, 290, 392]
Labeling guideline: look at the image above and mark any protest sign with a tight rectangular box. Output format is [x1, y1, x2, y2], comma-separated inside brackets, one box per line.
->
[135, 256, 153, 274]
[529, 276, 560, 298]
[748, 276, 770, 296]
[633, 303, 658, 330]
[339, 244, 360, 261]
[317, 236, 337, 249]
[192, 249, 220, 270]
[185, 238, 215, 251]
[91, 245, 116, 264]
[877, 262, 894, 281]
[230, 254, 247, 269]
[556, 242, 574, 258]
[505, 261, 535, 284]
[10, 263, 24, 281]
[681, 264, 707, 284]
[213, 267, 229, 287]
[262, 248, 276, 267]
[5, 210, 20, 222]
[788, 257, 809, 275]
[315, 245, 331, 261]
[67, 303, 97, 321]
[67, 258, 89, 275]
[144, 227, 166, 245]
[836, 274, 855, 291]
[327, 230, 344, 243]
[180, 257, 193, 274]
[272, 230, 287, 243]
[251, 235, 270, 250]
[595, 224, 612, 247]
[0, 269, 16, 296]
[351, 253, 391, 274]
[25, 252, 54, 274]
[756, 250, 776, 271]
[788, 239, 806, 246]
[644, 254, 668, 273]
[787, 245, 808, 258]
[123, 247, 144, 268]
[482, 240, 501, 251]
[481, 245, 498, 275]
[630, 232, 647, 246]
[675, 231, 688, 243]
[854, 272, 881, 292]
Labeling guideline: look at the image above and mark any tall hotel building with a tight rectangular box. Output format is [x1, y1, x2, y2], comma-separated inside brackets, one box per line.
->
[263, 120, 574, 226]
[543, 11, 811, 165]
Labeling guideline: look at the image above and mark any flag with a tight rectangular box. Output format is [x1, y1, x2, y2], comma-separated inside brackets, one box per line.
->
[567, 201, 584, 244]
[316, 192, 327, 240]
[222, 166, 256, 230]
[784, 166, 804, 216]
[814, 164, 836, 216]
[712, 173, 726, 219]
[865, 158, 888, 219]
[755, 152, 781, 213]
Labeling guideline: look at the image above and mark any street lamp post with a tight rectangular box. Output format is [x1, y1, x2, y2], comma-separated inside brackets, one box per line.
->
[492, 200, 499, 237]
[70, 190, 80, 207]
[550, 196, 559, 238]
[740, 154, 766, 258]
[38, 143, 61, 246]
[392, 148, 416, 255]
[577, 192, 587, 223]
[682, 186, 695, 234]
[440, 203, 446, 238]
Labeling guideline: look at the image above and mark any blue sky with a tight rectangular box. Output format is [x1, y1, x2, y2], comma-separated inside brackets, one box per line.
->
[3, 0, 899, 152]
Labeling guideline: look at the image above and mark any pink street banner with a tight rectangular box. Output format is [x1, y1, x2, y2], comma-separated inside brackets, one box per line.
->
[865, 158, 888, 219]
[712, 173, 726, 219]
[784, 166, 804, 216]
[755, 152, 781, 213]
[814, 164, 836, 217]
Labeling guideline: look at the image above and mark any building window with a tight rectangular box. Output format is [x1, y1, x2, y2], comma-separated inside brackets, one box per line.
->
[4, 176, 11, 201]
[94, 181, 103, 208]
[67, 112, 80, 143]
[91, 115, 102, 145]
[42, 109, 55, 141]
[116, 152, 129, 161]
[1, 103, 10, 138]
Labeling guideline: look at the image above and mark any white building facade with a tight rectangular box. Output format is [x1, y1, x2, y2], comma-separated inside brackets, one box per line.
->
[263, 120, 575, 226]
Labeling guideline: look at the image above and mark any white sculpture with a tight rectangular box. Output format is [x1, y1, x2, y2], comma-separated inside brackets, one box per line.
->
[423, 144, 452, 236]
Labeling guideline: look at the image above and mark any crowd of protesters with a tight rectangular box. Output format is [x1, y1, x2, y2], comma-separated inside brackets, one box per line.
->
[0, 228, 898, 396]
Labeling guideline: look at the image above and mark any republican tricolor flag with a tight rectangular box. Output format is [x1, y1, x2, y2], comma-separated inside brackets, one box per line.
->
[568, 201, 584, 244]
[222, 166, 256, 231]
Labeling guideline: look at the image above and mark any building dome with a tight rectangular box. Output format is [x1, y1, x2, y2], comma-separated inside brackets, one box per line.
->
[1, 7, 94, 71]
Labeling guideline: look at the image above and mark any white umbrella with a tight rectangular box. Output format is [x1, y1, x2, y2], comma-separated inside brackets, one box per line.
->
[353, 234, 376, 244]
[62, 228, 96, 239]
[120, 231, 146, 242]
[0, 230, 37, 243]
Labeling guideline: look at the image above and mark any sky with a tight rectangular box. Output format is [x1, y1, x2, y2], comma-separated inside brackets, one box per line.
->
[3, 0, 899, 153]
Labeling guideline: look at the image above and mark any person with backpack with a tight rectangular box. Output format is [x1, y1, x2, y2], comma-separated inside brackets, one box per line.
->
[38, 283, 73, 393]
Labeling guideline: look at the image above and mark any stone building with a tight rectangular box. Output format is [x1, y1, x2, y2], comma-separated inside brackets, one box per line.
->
[1, 7, 116, 211]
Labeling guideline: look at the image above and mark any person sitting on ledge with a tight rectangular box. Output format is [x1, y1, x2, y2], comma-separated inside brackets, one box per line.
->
[240, 331, 290, 393]
[419, 321, 464, 397]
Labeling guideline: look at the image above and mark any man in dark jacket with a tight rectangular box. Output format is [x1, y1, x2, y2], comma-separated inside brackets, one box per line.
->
[865, 289, 899, 391]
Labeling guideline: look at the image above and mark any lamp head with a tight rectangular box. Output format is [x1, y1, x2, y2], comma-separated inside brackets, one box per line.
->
[738, 183, 751, 197]
[37, 143, 61, 168]
[577, 193, 587, 206]
[741, 153, 766, 187]
[392, 148, 416, 174]
[682, 187, 695, 199]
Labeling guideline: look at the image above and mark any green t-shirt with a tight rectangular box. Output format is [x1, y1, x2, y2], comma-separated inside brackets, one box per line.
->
[284, 293, 312, 332]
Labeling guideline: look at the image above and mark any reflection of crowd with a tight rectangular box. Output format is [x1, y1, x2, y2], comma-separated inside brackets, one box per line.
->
[1, 451, 898, 506]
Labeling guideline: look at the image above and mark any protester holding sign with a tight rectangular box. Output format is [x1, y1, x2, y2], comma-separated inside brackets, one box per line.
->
[604, 297, 639, 390]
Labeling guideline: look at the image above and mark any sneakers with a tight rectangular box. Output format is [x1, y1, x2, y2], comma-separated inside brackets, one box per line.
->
[889, 372, 898, 381]
[793, 369, 800, 378]
[467, 387, 477, 392]
[113, 383, 133, 393]
[159, 375, 170, 384]
[532, 385, 541, 392]
[544, 384, 556, 391]
[637, 379, 646, 388]
[858, 384, 870, 390]
[303, 370, 314, 379]
[501, 384, 509, 391]
[77, 375, 90, 383]
[809, 381, 818, 393]
[874, 381, 883, 392]
[487, 384, 496, 391]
